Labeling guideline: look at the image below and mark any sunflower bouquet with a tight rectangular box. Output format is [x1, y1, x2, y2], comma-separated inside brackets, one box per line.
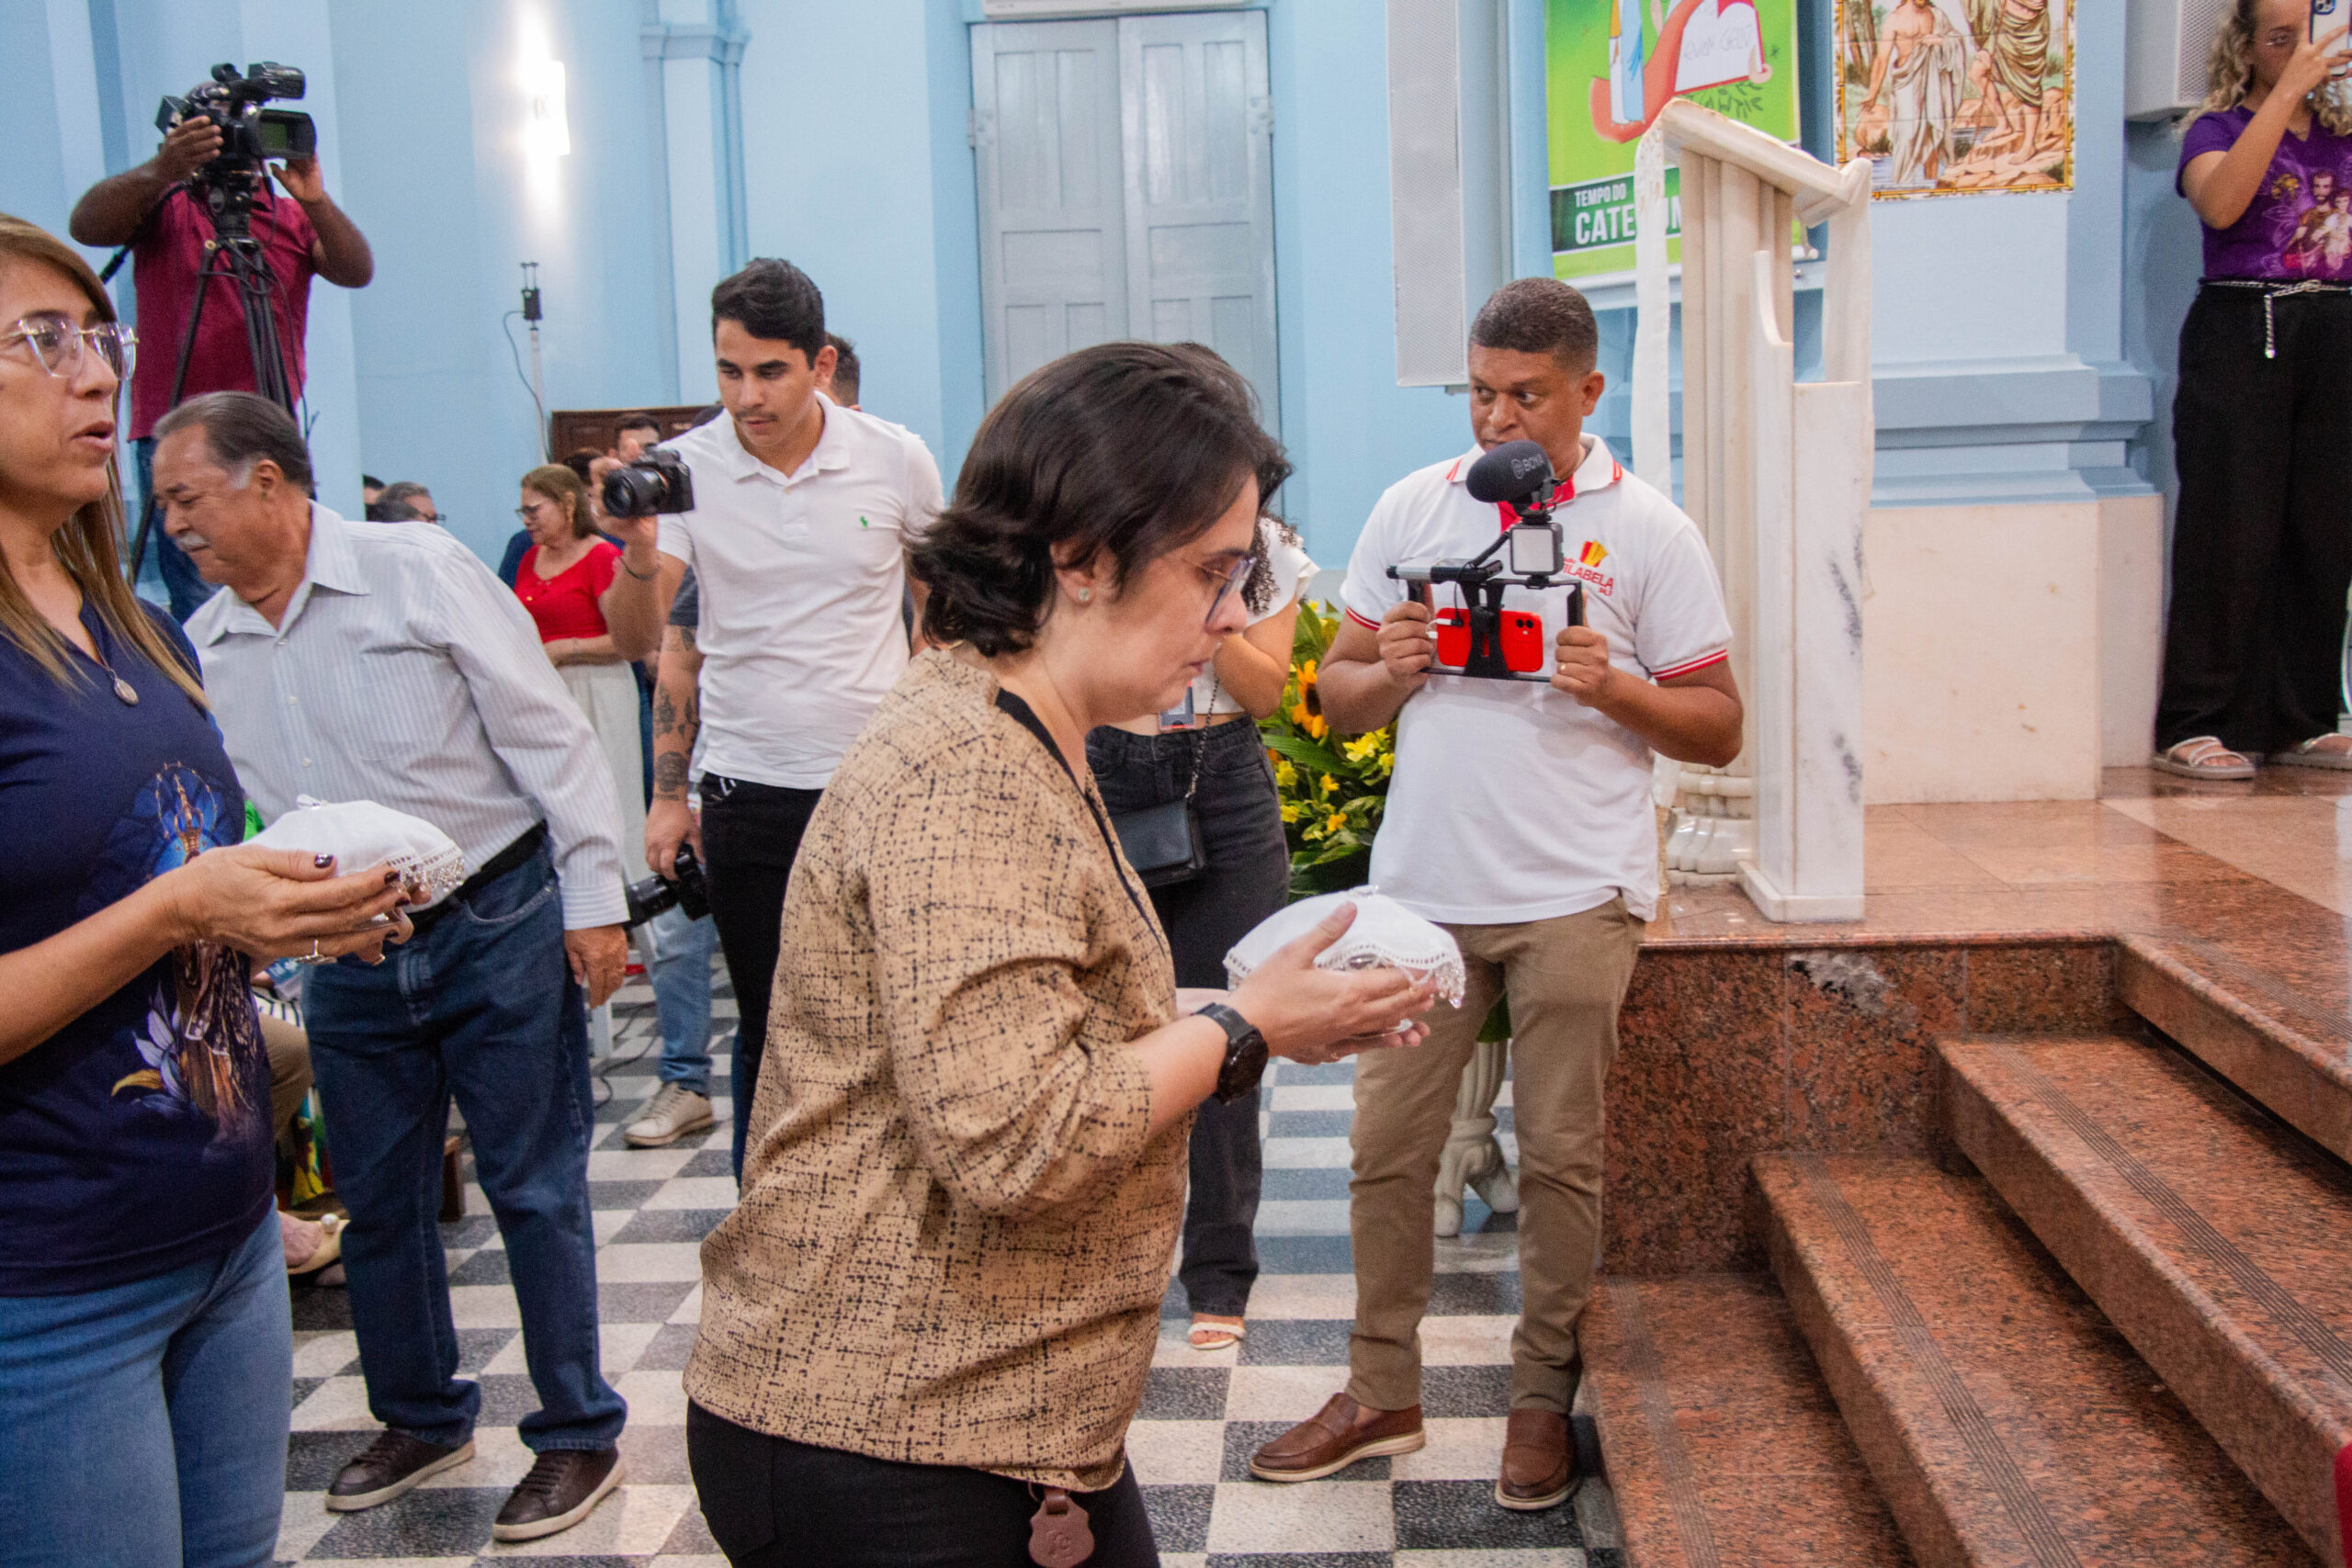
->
[1258, 601, 1397, 897]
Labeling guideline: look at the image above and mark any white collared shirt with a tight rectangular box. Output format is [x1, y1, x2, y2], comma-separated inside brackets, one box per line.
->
[655, 404, 944, 789]
[187, 504, 629, 929]
[1340, 434, 1731, 924]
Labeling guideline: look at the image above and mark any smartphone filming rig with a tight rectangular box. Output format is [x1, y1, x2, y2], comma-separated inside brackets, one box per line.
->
[1386, 439, 1583, 682]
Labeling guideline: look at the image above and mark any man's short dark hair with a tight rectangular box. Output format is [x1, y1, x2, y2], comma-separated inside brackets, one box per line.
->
[826, 333, 860, 405]
[1470, 277, 1599, 374]
[154, 391, 315, 494]
[615, 412, 662, 438]
[911, 341, 1289, 658]
[710, 258, 825, 362]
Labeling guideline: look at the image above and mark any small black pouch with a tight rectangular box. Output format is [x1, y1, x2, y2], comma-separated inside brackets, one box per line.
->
[1109, 795, 1206, 887]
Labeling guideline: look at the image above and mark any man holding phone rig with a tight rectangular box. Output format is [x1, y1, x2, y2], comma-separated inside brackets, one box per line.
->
[1248, 278, 1743, 1510]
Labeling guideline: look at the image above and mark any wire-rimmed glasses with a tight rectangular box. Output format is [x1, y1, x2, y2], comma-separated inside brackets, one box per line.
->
[0, 313, 137, 380]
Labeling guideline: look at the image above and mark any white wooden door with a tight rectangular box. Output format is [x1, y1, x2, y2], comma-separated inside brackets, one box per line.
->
[971, 19, 1130, 399]
[1118, 10, 1281, 434]
[972, 12, 1280, 432]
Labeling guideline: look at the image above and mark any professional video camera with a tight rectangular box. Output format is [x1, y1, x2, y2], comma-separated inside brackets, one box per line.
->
[623, 844, 712, 930]
[1386, 439, 1584, 682]
[604, 449, 696, 519]
[157, 63, 316, 233]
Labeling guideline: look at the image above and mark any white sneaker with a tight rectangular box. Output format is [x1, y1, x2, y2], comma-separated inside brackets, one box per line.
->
[624, 1083, 715, 1147]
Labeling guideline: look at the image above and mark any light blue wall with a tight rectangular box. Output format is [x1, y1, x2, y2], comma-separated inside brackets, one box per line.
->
[4, 0, 2185, 578]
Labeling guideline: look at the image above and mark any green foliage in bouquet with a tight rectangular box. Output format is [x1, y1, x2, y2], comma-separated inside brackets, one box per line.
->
[1257, 602, 1395, 897]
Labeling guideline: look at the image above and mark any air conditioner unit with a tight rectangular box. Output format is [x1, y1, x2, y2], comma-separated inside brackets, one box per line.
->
[2126, 0, 2229, 119]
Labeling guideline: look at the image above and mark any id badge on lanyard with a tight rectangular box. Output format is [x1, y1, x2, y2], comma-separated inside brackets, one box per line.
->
[1158, 687, 1202, 732]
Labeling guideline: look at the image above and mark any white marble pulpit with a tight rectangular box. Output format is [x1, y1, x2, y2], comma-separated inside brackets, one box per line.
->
[1634, 101, 1872, 921]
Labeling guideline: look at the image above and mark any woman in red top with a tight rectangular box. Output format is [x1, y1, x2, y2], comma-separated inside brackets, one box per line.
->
[514, 464, 646, 877]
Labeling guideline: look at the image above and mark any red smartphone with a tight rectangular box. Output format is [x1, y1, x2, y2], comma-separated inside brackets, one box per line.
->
[1500, 610, 1544, 673]
[1434, 607, 1471, 669]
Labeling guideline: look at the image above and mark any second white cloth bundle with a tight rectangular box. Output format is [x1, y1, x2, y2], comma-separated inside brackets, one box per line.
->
[1223, 886, 1466, 1008]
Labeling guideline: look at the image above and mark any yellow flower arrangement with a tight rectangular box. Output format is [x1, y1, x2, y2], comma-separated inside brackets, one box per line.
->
[1257, 601, 1398, 896]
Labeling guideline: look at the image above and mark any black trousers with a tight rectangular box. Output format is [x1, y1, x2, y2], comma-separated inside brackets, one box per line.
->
[698, 774, 824, 1179]
[686, 1403, 1159, 1567]
[1089, 718, 1291, 1318]
[2158, 285, 2352, 754]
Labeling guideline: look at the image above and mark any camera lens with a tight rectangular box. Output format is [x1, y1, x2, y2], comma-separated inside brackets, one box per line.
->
[604, 467, 665, 518]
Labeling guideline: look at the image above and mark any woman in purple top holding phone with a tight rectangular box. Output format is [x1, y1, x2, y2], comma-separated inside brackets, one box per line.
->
[2155, 0, 2352, 780]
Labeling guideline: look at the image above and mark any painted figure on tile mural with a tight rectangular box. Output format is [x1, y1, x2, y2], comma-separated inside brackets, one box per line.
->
[1978, 0, 2052, 165]
[1860, 0, 1972, 187]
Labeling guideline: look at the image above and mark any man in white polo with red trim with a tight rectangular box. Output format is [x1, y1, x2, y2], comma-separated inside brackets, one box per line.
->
[1250, 277, 1743, 1510]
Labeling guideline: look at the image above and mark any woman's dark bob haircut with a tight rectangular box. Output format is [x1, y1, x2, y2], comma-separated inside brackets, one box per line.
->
[912, 341, 1290, 657]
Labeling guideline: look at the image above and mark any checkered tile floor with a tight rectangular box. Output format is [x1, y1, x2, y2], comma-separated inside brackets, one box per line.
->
[277, 962, 1624, 1566]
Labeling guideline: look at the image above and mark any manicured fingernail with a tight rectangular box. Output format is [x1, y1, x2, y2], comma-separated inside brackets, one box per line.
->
[314, 853, 335, 868]
[383, 869, 401, 885]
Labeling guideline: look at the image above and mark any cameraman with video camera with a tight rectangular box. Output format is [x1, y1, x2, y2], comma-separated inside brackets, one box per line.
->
[70, 67, 373, 621]
[1247, 278, 1743, 1511]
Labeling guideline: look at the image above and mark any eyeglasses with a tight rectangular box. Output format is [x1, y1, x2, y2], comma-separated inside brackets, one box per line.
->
[1199, 553, 1256, 626]
[0, 314, 137, 380]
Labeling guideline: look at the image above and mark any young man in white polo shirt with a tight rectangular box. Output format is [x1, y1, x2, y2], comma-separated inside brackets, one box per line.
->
[1250, 277, 1743, 1509]
[602, 258, 943, 1175]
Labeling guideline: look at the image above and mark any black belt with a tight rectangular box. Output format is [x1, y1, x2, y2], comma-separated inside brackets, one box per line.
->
[404, 823, 549, 936]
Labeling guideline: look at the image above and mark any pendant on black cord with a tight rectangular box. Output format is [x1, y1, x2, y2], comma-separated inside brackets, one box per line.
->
[113, 676, 139, 705]
[1028, 1486, 1092, 1567]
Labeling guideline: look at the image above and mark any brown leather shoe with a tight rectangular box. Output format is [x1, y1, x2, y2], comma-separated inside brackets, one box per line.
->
[1496, 1405, 1577, 1510]
[1249, 1392, 1424, 1482]
[492, 1447, 625, 1541]
[324, 1430, 475, 1512]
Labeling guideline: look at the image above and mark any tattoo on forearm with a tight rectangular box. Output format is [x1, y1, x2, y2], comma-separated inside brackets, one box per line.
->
[653, 752, 690, 797]
[653, 686, 679, 735]
[676, 626, 696, 653]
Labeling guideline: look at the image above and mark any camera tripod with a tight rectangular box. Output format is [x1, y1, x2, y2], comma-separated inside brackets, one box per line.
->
[126, 177, 300, 579]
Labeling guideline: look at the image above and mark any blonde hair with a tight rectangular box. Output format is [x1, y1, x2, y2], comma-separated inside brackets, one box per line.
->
[2201, 0, 2352, 133]
[522, 463, 597, 540]
[0, 213, 206, 706]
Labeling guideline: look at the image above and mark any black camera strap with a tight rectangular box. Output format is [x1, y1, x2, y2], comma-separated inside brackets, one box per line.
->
[97, 183, 183, 285]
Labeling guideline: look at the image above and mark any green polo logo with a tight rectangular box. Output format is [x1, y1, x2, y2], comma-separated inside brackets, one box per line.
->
[858, 514, 871, 528]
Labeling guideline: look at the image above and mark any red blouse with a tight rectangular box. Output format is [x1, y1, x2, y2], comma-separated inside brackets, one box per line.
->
[514, 540, 620, 643]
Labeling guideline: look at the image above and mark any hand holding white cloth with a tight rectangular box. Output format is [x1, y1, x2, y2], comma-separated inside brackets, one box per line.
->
[1225, 887, 1466, 1007]
[247, 796, 469, 904]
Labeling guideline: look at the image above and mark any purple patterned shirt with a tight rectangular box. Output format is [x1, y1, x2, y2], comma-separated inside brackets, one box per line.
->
[2181, 107, 2352, 280]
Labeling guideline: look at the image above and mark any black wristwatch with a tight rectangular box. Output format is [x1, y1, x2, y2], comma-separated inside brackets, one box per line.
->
[1196, 1002, 1270, 1104]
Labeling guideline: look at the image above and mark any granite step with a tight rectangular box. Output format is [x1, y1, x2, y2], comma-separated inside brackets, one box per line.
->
[1755, 1152, 2319, 1568]
[1582, 1273, 1916, 1568]
[2119, 935, 2352, 1165]
[1940, 1033, 2352, 1567]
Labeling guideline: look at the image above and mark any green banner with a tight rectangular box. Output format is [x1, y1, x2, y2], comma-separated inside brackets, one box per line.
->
[1546, 0, 1801, 282]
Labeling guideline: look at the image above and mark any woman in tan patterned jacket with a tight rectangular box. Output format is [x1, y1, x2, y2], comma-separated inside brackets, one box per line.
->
[683, 343, 1437, 1567]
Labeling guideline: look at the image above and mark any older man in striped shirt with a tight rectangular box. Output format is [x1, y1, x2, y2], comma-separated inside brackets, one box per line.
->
[164, 393, 634, 1544]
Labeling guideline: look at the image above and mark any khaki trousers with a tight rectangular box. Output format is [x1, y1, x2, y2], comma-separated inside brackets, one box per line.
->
[1345, 897, 1644, 1415]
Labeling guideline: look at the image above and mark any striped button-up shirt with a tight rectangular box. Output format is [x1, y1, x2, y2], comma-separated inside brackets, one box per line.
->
[188, 505, 628, 929]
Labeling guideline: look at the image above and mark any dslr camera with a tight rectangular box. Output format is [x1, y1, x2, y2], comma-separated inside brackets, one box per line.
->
[604, 449, 695, 518]
[1387, 439, 1581, 682]
[158, 63, 316, 215]
[623, 844, 712, 930]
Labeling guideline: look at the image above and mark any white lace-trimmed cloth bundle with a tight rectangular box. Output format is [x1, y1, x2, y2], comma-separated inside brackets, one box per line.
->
[1222, 886, 1466, 1007]
[245, 796, 469, 903]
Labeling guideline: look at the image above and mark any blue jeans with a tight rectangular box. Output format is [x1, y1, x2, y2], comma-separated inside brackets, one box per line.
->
[303, 843, 626, 1452]
[0, 1212, 289, 1568]
[645, 904, 717, 1096]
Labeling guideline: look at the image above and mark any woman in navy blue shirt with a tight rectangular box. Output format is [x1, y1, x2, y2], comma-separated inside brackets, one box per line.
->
[0, 217, 408, 1568]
